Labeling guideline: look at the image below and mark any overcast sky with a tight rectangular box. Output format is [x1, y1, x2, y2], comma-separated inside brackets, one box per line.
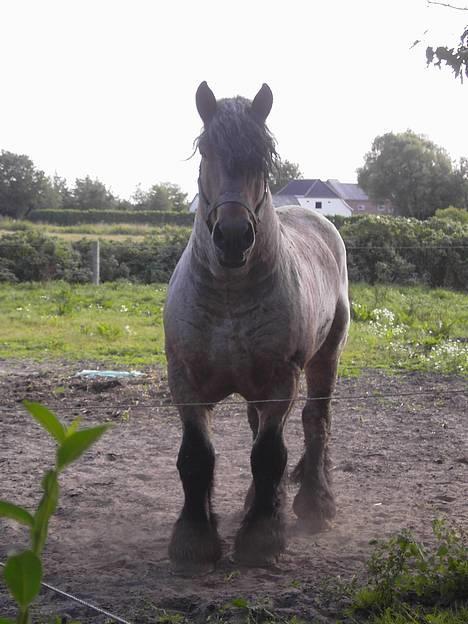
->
[1, 0, 467, 200]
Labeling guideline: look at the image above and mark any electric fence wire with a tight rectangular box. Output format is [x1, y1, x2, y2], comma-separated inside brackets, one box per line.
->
[1, 387, 466, 413]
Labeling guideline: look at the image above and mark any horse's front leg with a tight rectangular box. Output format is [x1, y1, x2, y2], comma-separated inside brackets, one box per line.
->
[169, 407, 222, 576]
[234, 374, 298, 566]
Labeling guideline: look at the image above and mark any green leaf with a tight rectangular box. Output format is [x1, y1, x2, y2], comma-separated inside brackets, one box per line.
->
[0, 618, 16, 624]
[23, 401, 66, 444]
[3, 550, 42, 608]
[56, 425, 109, 471]
[31, 471, 59, 556]
[66, 416, 82, 437]
[230, 597, 249, 609]
[0, 501, 33, 527]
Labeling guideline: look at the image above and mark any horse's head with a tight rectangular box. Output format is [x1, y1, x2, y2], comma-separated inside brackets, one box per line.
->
[195, 82, 276, 269]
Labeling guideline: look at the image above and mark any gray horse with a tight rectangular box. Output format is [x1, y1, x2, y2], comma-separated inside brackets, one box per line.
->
[164, 82, 349, 575]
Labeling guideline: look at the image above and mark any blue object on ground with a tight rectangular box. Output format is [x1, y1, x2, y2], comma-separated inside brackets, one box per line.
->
[76, 370, 144, 379]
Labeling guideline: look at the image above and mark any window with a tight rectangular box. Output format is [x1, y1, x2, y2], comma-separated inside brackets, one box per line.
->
[315, 201, 322, 209]
[377, 204, 385, 212]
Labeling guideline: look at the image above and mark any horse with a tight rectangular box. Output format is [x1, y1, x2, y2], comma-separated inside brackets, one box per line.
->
[163, 82, 350, 575]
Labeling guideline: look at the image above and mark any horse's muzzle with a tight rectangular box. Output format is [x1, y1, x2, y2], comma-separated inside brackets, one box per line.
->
[212, 217, 255, 268]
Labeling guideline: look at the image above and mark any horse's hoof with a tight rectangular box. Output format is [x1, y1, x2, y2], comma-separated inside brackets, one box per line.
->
[170, 560, 216, 577]
[294, 515, 333, 534]
[234, 516, 286, 567]
[231, 551, 279, 569]
[292, 488, 336, 533]
[169, 517, 223, 568]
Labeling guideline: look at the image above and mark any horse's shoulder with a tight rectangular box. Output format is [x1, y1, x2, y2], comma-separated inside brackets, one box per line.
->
[277, 206, 342, 245]
[277, 205, 332, 228]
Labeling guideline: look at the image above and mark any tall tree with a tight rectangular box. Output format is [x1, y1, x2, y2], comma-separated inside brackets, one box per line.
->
[71, 176, 116, 210]
[133, 182, 188, 212]
[454, 156, 468, 208]
[269, 158, 303, 194]
[357, 131, 462, 219]
[0, 151, 53, 218]
[51, 174, 73, 209]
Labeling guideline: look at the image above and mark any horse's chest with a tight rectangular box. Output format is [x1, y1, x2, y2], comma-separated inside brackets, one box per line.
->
[202, 312, 293, 379]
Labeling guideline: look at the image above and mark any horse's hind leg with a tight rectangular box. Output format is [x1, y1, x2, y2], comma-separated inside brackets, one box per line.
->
[169, 407, 223, 575]
[243, 404, 259, 510]
[292, 299, 349, 532]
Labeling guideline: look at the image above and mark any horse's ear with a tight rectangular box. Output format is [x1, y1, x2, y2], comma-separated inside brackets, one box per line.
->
[251, 83, 273, 123]
[196, 81, 217, 124]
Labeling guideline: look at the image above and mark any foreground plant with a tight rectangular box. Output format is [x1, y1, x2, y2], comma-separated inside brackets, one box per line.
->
[0, 401, 109, 624]
[349, 519, 468, 619]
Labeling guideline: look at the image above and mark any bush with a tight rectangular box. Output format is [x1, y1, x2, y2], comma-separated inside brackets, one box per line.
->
[434, 206, 468, 225]
[0, 231, 88, 282]
[0, 216, 466, 289]
[27, 209, 194, 227]
[340, 215, 468, 290]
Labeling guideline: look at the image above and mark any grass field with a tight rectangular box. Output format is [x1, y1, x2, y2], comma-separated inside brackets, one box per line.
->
[0, 282, 466, 374]
[0, 217, 192, 242]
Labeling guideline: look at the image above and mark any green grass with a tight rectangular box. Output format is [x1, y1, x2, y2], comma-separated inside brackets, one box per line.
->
[0, 282, 166, 366]
[346, 284, 468, 376]
[0, 217, 192, 242]
[0, 282, 466, 374]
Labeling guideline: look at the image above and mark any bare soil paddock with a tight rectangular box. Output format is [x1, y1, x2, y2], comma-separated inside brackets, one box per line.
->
[0, 360, 467, 623]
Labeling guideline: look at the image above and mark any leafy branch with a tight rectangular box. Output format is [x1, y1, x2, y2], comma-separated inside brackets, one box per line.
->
[425, 1, 468, 81]
[0, 402, 109, 624]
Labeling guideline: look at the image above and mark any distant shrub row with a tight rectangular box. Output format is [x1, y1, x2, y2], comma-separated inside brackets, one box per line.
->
[340, 215, 467, 289]
[28, 209, 194, 227]
[1, 215, 466, 290]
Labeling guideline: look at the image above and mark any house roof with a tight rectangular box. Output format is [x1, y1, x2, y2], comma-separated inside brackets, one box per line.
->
[304, 180, 340, 199]
[327, 180, 368, 201]
[272, 194, 301, 208]
[277, 179, 340, 199]
[277, 179, 318, 196]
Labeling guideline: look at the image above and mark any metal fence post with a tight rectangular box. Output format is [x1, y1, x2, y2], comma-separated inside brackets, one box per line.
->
[92, 240, 100, 285]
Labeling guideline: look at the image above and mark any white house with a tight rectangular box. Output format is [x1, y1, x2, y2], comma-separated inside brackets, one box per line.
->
[275, 179, 352, 217]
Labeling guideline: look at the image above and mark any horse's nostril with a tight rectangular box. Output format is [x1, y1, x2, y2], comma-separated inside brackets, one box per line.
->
[212, 223, 224, 248]
[244, 223, 255, 248]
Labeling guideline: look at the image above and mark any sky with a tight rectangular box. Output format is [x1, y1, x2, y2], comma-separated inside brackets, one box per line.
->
[1, 0, 467, 201]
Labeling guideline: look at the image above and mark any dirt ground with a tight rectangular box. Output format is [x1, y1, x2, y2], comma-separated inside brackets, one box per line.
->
[0, 359, 467, 623]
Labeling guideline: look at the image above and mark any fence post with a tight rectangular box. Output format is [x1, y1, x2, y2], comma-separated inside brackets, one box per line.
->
[91, 240, 100, 285]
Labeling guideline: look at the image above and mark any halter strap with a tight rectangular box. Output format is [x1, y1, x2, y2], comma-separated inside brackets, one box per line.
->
[198, 176, 267, 234]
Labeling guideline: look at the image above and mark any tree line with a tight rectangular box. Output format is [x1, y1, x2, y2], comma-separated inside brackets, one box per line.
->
[0, 150, 190, 219]
[1, 129, 467, 221]
[271, 132, 467, 221]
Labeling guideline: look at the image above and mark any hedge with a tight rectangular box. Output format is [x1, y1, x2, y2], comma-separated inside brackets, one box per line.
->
[1, 215, 467, 290]
[27, 209, 194, 227]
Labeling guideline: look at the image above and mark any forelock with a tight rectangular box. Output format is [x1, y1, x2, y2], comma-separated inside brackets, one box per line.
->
[196, 96, 277, 178]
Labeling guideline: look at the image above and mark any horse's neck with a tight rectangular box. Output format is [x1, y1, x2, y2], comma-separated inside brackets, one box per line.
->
[252, 200, 282, 267]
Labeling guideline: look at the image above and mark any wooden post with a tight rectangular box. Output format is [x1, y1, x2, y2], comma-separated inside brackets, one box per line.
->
[91, 240, 100, 285]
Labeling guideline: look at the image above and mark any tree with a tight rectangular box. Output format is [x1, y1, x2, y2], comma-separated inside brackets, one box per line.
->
[269, 158, 303, 194]
[50, 174, 73, 209]
[0, 151, 53, 219]
[70, 176, 116, 210]
[133, 182, 188, 212]
[454, 156, 468, 208]
[357, 131, 463, 219]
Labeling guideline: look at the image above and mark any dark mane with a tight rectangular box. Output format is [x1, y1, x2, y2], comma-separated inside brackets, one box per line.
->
[196, 96, 278, 178]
